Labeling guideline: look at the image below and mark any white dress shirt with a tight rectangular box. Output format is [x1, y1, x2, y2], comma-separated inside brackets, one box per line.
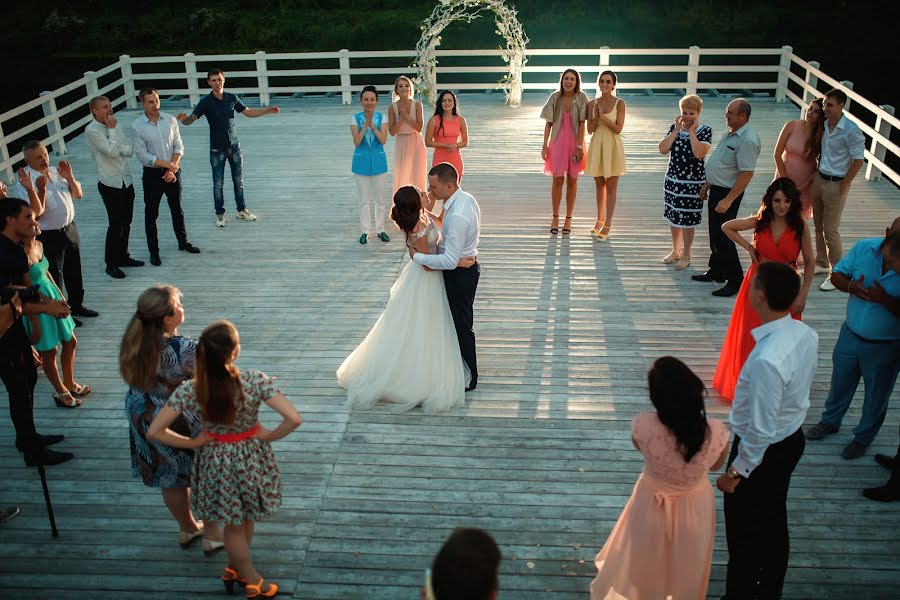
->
[130, 112, 185, 169]
[11, 166, 74, 230]
[413, 187, 480, 270]
[818, 114, 865, 177]
[85, 119, 134, 187]
[730, 315, 818, 477]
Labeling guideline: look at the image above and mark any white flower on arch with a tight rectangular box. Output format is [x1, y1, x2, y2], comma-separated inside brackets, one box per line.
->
[413, 0, 529, 108]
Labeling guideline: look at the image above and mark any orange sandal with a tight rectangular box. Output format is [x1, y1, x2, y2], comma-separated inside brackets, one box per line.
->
[245, 577, 279, 598]
[222, 567, 247, 595]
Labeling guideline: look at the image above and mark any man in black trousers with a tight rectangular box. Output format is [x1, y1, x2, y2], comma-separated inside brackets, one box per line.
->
[864, 424, 900, 502]
[694, 98, 760, 297]
[717, 262, 818, 599]
[0, 197, 74, 466]
[409, 163, 481, 390]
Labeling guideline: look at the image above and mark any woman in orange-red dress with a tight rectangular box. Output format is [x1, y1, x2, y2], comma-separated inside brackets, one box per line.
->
[425, 90, 467, 183]
[712, 178, 815, 402]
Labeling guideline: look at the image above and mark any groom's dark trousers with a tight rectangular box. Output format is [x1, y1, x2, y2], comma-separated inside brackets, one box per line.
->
[444, 262, 480, 389]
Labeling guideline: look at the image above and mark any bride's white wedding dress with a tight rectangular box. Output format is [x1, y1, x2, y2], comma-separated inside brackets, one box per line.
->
[337, 217, 468, 414]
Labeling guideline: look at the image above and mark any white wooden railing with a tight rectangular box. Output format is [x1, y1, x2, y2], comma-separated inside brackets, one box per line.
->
[1, 46, 896, 187]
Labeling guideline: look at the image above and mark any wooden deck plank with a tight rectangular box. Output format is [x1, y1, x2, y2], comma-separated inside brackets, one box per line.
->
[0, 92, 898, 598]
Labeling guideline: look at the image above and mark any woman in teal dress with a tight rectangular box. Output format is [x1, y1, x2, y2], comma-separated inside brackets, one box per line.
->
[23, 233, 88, 408]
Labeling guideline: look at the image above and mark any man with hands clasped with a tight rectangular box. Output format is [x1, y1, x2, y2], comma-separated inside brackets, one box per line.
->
[805, 218, 900, 459]
[693, 98, 761, 298]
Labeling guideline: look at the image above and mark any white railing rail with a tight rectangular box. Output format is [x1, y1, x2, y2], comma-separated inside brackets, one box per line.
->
[1, 46, 896, 187]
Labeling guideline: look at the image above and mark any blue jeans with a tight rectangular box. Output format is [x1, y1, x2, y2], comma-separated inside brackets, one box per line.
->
[820, 323, 900, 445]
[210, 144, 245, 215]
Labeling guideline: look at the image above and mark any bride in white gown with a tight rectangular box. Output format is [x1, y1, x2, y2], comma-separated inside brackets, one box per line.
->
[337, 185, 472, 413]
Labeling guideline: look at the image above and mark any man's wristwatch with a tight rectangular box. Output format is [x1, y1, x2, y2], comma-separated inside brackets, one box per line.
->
[726, 465, 743, 480]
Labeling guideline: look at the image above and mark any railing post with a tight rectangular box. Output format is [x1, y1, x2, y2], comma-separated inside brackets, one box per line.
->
[255, 51, 270, 106]
[597, 46, 610, 96]
[0, 123, 12, 181]
[802, 60, 820, 114]
[686, 46, 700, 96]
[39, 92, 66, 156]
[120, 54, 137, 108]
[775, 45, 792, 103]
[840, 80, 854, 111]
[865, 104, 895, 181]
[85, 70, 99, 102]
[339, 49, 352, 105]
[185, 52, 200, 105]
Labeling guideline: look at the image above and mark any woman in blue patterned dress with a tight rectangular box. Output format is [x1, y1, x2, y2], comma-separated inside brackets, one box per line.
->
[149, 320, 302, 598]
[119, 285, 222, 553]
[658, 95, 713, 270]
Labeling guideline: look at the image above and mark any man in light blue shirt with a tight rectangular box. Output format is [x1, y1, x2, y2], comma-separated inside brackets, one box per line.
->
[717, 262, 818, 600]
[806, 218, 900, 458]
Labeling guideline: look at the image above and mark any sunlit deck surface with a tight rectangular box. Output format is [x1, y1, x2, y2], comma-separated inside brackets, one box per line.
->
[0, 93, 898, 599]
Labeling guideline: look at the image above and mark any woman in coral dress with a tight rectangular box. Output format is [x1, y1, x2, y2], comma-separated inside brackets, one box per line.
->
[591, 356, 730, 600]
[712, 178, 815, 402]
[426, 90, 467, 183]
[584, 70, 627, 241]
[774, 98, 824, 220]
[540, 69, 588, 235]
[388, 75, 427, 195]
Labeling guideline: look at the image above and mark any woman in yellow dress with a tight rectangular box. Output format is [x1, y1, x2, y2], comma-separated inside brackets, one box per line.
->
[584, 70, 627, 240]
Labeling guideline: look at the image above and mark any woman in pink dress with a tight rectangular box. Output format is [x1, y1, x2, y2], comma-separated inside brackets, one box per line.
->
[591, 357, 730, 600]
[388, 76, 427, 195]
[540, 69, 588, 235]
[774, 98, 824, 221]
[426, 90, 467, 183]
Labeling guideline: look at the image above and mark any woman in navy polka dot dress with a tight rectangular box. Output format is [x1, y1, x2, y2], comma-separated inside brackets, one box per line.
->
[658, 95, 712, 270]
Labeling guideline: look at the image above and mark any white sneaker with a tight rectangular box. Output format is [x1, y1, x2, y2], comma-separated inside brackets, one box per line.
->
[813, 265, 830, 275]
[236, 209, 257, 221]
[216, 214, 226, 227]
[820, 277, 836, 291]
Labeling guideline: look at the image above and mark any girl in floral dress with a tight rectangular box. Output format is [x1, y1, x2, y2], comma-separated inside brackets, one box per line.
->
[148, 320, 302, 598]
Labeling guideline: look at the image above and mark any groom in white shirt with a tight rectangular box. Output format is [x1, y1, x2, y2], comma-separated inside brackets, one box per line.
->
[716, 262, 818, 600]
[410, 163, 481, 390]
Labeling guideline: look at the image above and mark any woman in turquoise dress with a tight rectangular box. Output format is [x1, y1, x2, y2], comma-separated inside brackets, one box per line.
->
[23, 234, 88, 408]
[148, 320, 302, 598]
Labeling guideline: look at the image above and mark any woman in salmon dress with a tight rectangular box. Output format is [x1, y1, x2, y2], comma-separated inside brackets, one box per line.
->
[774, 98, 824, 220]
[712, 178, 815, 402]
[591, 357, 730, 600]
[426, 90, 467, 183]
[388, 76, 427, 195]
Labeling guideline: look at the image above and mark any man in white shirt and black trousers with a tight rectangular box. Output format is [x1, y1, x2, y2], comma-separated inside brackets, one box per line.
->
[717, 261, 818, 600]
[410, 163, 481, 391]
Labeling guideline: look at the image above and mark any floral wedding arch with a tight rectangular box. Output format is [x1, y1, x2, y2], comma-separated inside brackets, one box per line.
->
[413, 0, 529, 107]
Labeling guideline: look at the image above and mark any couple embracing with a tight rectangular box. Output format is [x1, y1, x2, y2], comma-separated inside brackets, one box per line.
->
[337, 163, 481, 413]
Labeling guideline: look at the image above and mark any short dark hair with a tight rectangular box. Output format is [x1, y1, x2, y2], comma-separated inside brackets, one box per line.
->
[824, 88, 848, 105]
[207, 68, 224, 79]
[754, 262, 800, 312]
[21, 140, 42, 156]
[0, 197, 30, 231]
[881, 230, 900, 259]
[89, 95, 109, 110]
[138, 87, 158, 102]
[429, 162, 459, 185]
[431, 528, 501, 600]
[360, 85, 378, 100]
[735, 98, 752, 118]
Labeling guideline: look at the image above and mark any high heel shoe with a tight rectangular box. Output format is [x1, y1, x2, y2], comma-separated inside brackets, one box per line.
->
[562, 216, 572, 235]
[222, 567, 248, 595]
[177, 527, 204, 549]
[590, 221, 604, 237]
[597, 225, 610, 241]
[245, 577, 279, 598]
[203, 537, 225, 556]
[549, 214, 559, 235]
[53, 392, 81, 408]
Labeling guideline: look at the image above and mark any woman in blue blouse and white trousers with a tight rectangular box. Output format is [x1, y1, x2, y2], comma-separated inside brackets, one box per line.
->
[351, 85, 390, 244]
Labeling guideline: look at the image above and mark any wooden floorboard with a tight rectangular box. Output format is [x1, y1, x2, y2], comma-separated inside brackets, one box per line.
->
[0, 92, 898, 599]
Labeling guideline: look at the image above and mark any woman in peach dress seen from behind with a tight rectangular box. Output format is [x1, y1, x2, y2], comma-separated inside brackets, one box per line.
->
[591, 357, 730, 600]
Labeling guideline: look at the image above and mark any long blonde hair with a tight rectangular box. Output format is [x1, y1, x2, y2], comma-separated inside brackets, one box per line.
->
[119, 285, 181, 391]
[392, 75, 415, 102]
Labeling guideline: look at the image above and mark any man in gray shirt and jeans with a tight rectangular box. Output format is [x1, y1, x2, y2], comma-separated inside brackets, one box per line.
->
[694, 98, 761, 297]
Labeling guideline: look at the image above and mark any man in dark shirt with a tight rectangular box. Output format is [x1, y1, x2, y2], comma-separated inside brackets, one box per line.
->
[177, 68, 280, 227]
[0, 197, 73, 465]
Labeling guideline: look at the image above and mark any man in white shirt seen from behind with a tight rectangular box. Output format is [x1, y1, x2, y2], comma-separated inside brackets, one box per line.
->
[811, 88, 865, 291]
[716, 261, 818, 600]
[86, 96, 144, 279]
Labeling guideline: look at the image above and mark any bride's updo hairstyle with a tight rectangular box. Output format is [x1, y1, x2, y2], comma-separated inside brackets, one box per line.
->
[391, 186, 422, 240]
